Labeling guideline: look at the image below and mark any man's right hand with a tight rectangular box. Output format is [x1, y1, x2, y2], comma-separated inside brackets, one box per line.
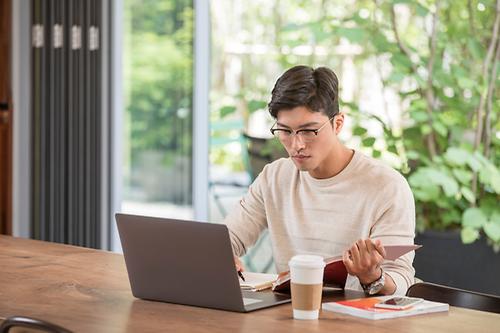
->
[234, 256, 245, 272]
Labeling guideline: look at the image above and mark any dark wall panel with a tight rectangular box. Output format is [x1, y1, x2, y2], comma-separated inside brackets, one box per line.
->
[31, 0, 103, 248]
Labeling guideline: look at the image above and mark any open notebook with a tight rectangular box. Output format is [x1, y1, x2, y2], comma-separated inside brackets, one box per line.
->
[238, 244, 421, 292]
[239, 272, 278, 291]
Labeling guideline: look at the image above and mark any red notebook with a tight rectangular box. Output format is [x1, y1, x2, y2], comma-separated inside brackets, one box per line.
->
[272, 244, 421, 292]
[272, 255, 347, 292]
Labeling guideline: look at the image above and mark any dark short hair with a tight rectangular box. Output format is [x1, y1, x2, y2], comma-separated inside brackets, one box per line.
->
[268, 65, 339, 118]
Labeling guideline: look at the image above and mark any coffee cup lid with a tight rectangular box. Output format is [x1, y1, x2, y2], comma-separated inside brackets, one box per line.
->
[288, 255, 325, 269]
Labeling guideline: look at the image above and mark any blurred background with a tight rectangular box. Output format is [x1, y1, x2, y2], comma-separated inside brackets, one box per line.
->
[121, 0, 500, 281]
[1, 0, 499, 293]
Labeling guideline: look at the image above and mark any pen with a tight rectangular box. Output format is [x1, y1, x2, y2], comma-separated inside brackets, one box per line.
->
[238, 270, 245, 282]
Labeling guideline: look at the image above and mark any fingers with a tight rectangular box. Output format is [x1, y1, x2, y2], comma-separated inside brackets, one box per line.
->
[373, 239, 386, 258]
[359, 238, 385, 260]
[350, 241, 361, 263]
[357, 239, 369, 257]
[344, 239, 385, 279]
[365, 239, 375, 254]
[342, 250, 355, 275]
[234, 256, 245, 272]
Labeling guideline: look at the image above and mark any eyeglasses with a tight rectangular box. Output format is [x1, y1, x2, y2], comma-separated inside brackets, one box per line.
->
[270, 116, 335, 143]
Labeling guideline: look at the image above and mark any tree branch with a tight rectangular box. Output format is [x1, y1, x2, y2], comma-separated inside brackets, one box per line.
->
[390, 6, 419, 75]
[370, 0, 394, 130]
[467, 0, 477, 37]
[426, 4, 439, 108]
[375, 56, 394, 129]
[471, 0, 500, 198]
[473, 0, 500, 150]
[424, 3, 440, 157]
[390, 4, 438, 157]
[484, 36, 500, 159]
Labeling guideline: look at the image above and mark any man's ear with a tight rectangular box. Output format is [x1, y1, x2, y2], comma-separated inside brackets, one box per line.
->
[333, 113, 345, 134]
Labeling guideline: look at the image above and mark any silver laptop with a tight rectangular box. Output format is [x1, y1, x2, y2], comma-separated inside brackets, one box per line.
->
[115, 213, 291, 312]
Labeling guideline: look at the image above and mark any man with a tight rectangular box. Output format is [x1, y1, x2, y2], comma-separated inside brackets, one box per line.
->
[225, 65, 415, 295]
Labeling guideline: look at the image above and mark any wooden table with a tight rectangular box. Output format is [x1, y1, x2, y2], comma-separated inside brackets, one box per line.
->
[1, 235, 499, 332]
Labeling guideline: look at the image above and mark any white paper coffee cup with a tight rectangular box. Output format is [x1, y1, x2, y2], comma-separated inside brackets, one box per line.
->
[288, 255, 325, 320]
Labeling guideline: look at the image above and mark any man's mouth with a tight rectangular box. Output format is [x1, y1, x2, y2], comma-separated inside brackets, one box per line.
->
[292, 155, 310, 161]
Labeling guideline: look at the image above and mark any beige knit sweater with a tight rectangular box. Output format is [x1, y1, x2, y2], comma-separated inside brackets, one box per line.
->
[225, 150, 416, 295]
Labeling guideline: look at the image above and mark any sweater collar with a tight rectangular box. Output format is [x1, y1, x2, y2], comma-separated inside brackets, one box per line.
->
[302, 149, 361, 187]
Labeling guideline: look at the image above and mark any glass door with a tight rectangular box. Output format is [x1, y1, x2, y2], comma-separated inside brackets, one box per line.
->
[120, 0, 194, 237]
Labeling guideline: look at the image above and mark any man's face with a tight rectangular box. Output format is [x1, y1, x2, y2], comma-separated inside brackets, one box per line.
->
[274, 106, 339, 173]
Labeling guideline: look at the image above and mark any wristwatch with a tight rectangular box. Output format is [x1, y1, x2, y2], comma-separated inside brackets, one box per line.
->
[361, 268, 385, 295]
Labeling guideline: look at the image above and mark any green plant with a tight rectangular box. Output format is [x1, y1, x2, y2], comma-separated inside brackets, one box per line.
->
[335, 1, 500, 250]
[125, 0, 193, 168]
[212, 0, 500, 250]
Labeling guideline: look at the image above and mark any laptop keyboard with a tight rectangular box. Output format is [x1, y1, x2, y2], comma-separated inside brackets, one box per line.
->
[243, 297, 263, 306]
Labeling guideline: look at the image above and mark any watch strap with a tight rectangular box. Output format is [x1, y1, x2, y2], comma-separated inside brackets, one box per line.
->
[361, 268, 385, 295]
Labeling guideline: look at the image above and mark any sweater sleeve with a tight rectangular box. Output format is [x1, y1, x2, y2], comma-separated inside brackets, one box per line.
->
[224, 168, 269, 257]
[370, 173, 417, 295]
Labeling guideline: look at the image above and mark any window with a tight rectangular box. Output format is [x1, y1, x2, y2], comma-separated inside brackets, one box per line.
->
[121, 1, 194, 222]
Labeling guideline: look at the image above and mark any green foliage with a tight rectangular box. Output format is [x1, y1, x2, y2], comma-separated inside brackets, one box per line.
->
[324, 0, 500, 250]
[212, 0, 499, 249]
[125, 0, 193, 168]
[407, 147, 500, 246]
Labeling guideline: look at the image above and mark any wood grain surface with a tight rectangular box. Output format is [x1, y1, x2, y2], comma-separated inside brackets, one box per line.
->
[1, 235, 499, 332]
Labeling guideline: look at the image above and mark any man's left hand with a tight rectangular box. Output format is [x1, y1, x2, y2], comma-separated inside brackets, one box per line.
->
[342, 238, 386, 285]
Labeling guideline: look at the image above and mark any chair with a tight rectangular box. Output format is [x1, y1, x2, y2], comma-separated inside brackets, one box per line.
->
[406, 282, 500, 314]
[209, 119, 252, 217]
[0, 316, 72, 333]
[242, 132, 287, 180]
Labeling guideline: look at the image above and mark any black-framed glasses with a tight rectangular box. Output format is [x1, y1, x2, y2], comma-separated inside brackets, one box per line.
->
[270, 116, 335, 143]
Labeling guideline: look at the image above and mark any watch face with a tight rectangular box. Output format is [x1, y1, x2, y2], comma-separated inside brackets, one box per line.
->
[363, 272, 385, 295]
[368, 280, 385, 295]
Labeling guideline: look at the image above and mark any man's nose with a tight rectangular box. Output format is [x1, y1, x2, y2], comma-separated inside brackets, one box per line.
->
[290, 134, 306, 150]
